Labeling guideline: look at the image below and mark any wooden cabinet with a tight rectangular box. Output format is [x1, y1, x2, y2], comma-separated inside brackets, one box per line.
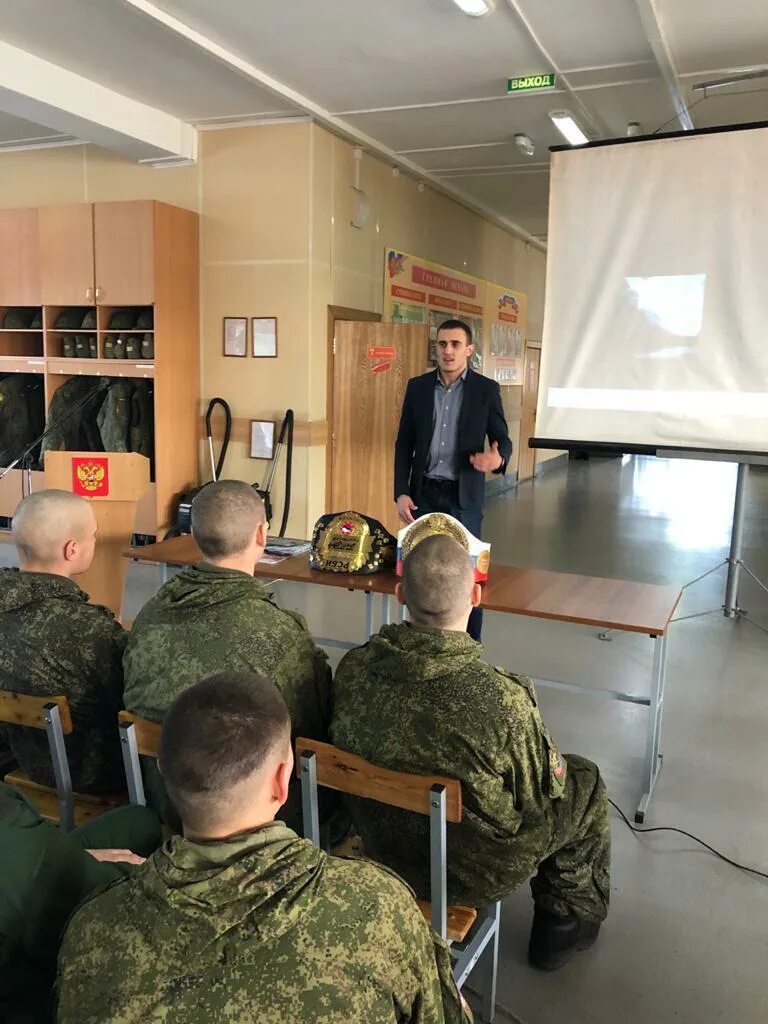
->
[0, 208, 41, 306]
[94, 201, 154, 305]
[38, 204, 96, 305]
[0, 199, 200, 536]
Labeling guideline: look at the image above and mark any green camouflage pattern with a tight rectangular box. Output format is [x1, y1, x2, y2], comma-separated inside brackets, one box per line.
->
[0, 782, 160, 1024]
[0, 374, 45, 469]
[57, 822, 471, 1024]
[330, 623, 610, 919]
[96, 380, 132, 452]
[123, 564, 332, 827]
[40, 376, 107, 456]
[0, 570, 126, 793]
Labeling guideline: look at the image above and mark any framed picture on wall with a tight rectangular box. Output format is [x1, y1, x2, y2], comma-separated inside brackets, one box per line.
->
[223, 317, 247, 357]
[252, 317, 278, 358]
[250, 420, 275, 460]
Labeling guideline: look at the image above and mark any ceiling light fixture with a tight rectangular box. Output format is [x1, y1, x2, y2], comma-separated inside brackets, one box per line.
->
[693, 68, 768, 92]
[549, 110, 589, 147]
[514, 133, 535, 157]
[451, 0, 494, 17]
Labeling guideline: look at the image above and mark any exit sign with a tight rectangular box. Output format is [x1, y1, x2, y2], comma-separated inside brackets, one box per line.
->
[507, 73, 556, 93]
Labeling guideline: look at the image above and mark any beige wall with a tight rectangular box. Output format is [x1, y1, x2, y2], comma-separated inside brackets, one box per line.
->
[0, 121, 552, 535]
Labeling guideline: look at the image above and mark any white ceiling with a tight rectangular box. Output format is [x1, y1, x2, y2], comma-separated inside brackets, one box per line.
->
[0, 0, 766, 240]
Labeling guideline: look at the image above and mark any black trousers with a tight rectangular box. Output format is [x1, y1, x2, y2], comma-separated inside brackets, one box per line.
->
[416, 477, 484, 642]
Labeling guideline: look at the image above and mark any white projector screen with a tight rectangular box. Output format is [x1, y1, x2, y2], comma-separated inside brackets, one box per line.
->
[535, 123, 768, 457]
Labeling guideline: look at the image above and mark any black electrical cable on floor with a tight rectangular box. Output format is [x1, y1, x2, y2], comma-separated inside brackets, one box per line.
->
[608, 798, 768, 880]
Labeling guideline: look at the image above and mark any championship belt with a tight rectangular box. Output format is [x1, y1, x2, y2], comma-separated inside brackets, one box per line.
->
[397, 513, 491, 582]
[310, 511, 396, 574]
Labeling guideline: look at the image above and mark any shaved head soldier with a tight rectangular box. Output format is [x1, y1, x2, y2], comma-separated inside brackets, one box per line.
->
[0, 490, 126, 792]
[123, 480, 331, 829]
[57, 672, 471, 1024]
[332, 534, 611, 972]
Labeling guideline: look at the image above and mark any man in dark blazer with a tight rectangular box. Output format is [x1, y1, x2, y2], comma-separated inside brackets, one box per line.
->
[394, 319, 512, 640]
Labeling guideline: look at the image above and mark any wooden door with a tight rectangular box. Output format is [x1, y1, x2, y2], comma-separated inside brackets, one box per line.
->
[332, 321, 428, 535]
[38, 204, 95, 305]
[94, 201, 154, 305]
[0, 208, 41, 305]
[517, 344, 541, 481]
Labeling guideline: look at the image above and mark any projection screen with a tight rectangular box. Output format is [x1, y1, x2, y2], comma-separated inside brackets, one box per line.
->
[534, 123, 768, 458]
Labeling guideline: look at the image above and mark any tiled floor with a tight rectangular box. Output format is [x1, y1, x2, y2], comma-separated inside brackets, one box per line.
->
[4, 454, 767, 1023]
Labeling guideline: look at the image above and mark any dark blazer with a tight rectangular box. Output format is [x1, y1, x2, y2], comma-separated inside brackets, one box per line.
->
[394, 367, 513, 513]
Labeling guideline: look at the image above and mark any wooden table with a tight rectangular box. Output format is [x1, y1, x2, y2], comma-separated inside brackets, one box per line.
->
[126, 535, 680, 822]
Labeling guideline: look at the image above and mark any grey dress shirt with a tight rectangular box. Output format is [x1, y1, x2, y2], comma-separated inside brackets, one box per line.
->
[425, 369, 467, 481]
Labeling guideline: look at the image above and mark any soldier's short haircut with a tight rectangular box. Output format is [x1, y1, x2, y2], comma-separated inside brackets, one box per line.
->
[191, 480, 266, 559]
[12, 489, 93, 565]
[159, 671, 290, 832]
[402, 534, 474, 629]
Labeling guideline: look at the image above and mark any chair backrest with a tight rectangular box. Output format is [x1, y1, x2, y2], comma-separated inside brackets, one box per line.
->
[295, 737, 462, 938]
[118, 711, 161, 807]
[0, 691, 74, 830]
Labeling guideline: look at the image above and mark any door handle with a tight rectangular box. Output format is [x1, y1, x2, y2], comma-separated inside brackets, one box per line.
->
[85, 286, 93, 302]
[95, 286, 102, 301]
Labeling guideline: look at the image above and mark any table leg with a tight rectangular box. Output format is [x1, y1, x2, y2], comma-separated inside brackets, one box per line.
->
[365, 591, 374, 639]
[159, 563, 169, 586]
[636, 632, 667, 823]
[381, 593, 391, 626]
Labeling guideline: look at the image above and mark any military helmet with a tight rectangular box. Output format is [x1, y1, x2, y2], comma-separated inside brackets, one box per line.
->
[136, 308, 154, 330]
[109, 309, 139, 330]
[81, 309, 97, 329]
[55, 308, 87, 330]
[3, 308, 35, 329]
[310, 511, 396, 574]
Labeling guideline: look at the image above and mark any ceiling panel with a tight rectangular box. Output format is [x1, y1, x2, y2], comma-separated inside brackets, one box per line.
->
[0, 0, 296, 120]
[578, 79, 679, 137]
[445, 169, 551, 238]
[683, 82, 768, 129]
[416, 143, 549, 172]
[658, 0, 768, 75]
[0, 110, 68, 143]
[515, 0, 654, 69]
[344, 92, 568, 154]
[149, 0, 546, 111]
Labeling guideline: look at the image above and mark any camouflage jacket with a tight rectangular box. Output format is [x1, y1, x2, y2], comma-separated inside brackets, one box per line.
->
[0, 782, 123, 1022]
[57, 822, 472, 1024]
[330, 623, 568, 905]
[0, 569, 126, 793]
[123, 564, 332, 828]
[123, 563, 330, 732]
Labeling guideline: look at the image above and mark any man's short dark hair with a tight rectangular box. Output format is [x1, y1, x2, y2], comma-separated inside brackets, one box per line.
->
[437, 319, 472, 346]
[158, 671, 290, 832]
[191, 480, 265, 559]
[402, 534, 474, 629]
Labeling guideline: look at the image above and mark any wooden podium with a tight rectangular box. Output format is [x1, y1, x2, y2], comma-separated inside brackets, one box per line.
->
[44, 451, 150, 616]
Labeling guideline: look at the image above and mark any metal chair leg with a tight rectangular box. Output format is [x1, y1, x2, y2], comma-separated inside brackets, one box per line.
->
[299, 750, 321, 846]
[119, 721, 146, 806]
[43, 702, 74, 831]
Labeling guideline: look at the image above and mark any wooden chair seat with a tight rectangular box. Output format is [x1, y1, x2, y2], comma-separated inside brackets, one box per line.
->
[417, 900, 477, 943]
[4, 770, 125, 827]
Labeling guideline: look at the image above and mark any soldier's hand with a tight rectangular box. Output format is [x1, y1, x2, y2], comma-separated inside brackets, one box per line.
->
[86, 848, 146, 865]
[396, 494, 417, 525]
[469, 440, 502, 473]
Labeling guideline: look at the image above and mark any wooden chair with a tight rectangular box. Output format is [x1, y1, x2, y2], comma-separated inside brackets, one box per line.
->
[0, 691, 122, 831]
[296, 737, 501, 1023]
[118, 710, 161, 806]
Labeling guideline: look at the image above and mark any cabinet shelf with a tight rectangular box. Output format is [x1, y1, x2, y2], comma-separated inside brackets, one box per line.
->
[0, 328, 42, 333]
[0, 355, 45, 373]
[100, 329, 154, 334]
[46, 357, 155, 378]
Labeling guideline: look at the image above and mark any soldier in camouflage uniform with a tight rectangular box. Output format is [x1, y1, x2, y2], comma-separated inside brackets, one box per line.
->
[123, 481, 331, 829]
[0, 491, 125, 793]
[331, 534, 611, 971]
[1, 782, 160, 1024]
[57, 672, 471, 1024]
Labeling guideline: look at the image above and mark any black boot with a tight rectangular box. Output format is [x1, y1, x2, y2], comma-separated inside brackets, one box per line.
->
[528, 908, 601, 971]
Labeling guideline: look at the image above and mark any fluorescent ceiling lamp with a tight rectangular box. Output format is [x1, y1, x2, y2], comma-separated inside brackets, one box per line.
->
[451, 0, 494, 16]
[549, 110, 589, 146]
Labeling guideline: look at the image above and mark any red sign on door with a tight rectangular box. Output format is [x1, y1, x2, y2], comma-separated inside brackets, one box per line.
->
[72, 457, 110, 497]
[367, 346, 396, 359]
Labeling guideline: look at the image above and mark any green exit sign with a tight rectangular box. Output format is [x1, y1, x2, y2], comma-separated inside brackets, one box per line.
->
[507, 73, 556, 93]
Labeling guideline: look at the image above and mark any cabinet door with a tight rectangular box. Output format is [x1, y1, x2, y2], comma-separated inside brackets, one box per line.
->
[39, 204, 95, 305]
[0, 208, 41, 305]
[94, 201, 154, 305]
